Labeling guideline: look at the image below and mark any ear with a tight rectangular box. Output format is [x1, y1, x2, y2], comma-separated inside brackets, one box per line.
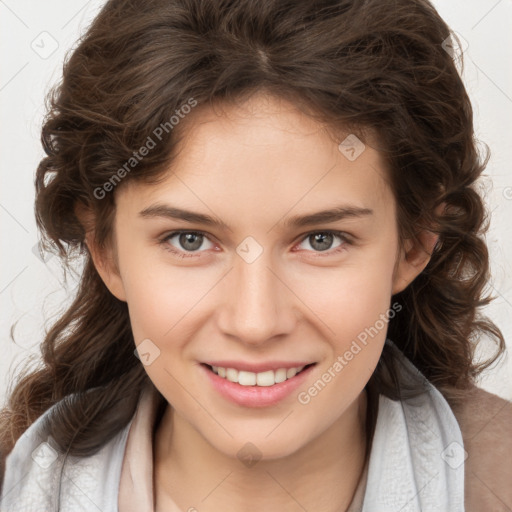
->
[75, 202, 127, 302]
[392, 202, 445, 294]
[392, 228, 439, 294]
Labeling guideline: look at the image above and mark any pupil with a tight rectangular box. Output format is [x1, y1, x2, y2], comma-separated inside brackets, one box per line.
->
[311, 233, 332, 251]
[180, 233, 202, 251]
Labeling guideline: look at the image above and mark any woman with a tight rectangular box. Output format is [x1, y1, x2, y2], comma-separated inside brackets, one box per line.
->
[1, 0, 510, 510]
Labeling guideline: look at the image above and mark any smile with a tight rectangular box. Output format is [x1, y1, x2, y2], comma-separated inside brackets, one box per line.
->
[200, 362, 317, 407]
[208, 364, 314, 387]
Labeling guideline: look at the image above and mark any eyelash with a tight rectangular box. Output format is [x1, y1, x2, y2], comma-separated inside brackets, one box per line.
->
[158, 230, 352, 259]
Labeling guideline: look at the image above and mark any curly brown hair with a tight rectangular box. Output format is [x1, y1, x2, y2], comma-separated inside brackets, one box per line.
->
[0, 0, 505, 489]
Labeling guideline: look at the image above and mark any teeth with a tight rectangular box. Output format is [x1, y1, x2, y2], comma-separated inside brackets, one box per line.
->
[211, 365, 306, 386]
[286, 368, 297, 378]
[226, 368, 238, 382]
[238, 371, 256, 386]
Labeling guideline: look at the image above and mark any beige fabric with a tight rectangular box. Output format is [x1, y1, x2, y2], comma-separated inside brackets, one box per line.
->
[118, 382, 512, 512]
[118, 384, 159, 512]
[450, 384, 512, 512]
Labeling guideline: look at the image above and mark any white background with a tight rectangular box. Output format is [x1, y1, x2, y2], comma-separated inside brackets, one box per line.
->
[1, 0, 511, 405]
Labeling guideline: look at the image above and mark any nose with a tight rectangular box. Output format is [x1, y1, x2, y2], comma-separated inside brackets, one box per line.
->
[216, 251, 298, 347]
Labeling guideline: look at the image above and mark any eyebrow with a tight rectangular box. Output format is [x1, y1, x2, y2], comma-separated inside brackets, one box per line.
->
[282, 205, 373, 228]
[138, 203, 373, 230]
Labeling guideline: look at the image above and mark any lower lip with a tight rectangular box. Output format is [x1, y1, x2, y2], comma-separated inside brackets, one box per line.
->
[200, 363, 316, 408]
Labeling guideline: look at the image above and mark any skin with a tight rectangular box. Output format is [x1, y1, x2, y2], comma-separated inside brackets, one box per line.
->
[83, 91, 437, 511]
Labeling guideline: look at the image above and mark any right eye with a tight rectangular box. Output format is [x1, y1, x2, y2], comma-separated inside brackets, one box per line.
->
[159, 230, 216, 258]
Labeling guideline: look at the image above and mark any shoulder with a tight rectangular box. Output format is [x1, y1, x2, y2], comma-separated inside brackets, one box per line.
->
[0, 395, 134, 512]
[0, 401, 58, 510]
[450, 384, 512, 512]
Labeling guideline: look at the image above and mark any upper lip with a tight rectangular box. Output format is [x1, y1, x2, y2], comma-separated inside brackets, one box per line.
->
[202, 361, 316, 373]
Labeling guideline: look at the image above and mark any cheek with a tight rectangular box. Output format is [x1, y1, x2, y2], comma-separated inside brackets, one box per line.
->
[118, 243, 211, 343]
[290, 242, 397, 335]
[125, 272, 211, 345]
[291, 241, 398, 400]
[294, 262, 395, 419]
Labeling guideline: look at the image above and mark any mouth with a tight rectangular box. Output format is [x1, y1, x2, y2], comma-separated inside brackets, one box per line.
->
[201, 362, 316, 387]
[199, 362, 317, 408]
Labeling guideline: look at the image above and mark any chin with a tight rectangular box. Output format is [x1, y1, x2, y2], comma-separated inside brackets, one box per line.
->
[208, 430, 309, 464]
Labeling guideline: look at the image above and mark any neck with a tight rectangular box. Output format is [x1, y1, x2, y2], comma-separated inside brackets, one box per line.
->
[154, 389, 368, 512]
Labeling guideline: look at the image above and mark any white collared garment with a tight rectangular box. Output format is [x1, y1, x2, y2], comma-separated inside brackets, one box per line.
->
[117, 384, 369, 511]
[0, 340, 465, 511]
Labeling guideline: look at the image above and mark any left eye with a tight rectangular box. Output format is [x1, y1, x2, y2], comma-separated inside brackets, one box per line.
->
[295, 231, 348, 253]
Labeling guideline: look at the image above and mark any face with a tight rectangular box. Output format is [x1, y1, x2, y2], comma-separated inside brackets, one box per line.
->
[90, 92, 430, 461]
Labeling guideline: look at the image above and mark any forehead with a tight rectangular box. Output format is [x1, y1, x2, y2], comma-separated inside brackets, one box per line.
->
[117, 92, 394, 222]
